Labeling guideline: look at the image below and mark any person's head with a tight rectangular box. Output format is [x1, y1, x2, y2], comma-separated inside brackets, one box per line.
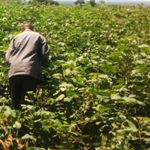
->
[21, 23, 34, 32]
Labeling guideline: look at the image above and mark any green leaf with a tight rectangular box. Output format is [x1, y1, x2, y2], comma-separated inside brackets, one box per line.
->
[122, 96, 145, 105]
[82, 134, 89, 138]
[111, 94, 121, 100]
[21, 134, 36, 142]
[100, 64, 117, 74]
[27, 147, 45, 150]
[143, 138, 150, 144]
[127, 120, 137, 132]
[117, 120, 138, 133]
[66, 90, 75, 96]
[13, 121, 21, 129]
[101, 134, 108, 145]
[138, 44, 149, 48]
[117, 78, 124, 84]
[100, 106, 110, 112]
[93, 143, 100, 146]
[53, 119, 62, 125]
[4, 106, 16, 118]
[63, 68, 71, 76]
[63, 96, 73, 102]
[56, 94, 65, 102]
[89, 88, 98, 94]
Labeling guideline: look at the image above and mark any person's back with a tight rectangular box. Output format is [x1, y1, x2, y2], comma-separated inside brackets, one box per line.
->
[6, 23, 50, 110]
[6, 28, 49, 81]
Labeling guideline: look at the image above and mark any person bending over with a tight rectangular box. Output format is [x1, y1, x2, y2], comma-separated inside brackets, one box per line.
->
[6, 23, 50, 110]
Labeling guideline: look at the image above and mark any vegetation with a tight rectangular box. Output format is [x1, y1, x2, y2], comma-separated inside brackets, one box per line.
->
[89, 0, 96, 6]
[75, 0, 97, 7]
[0, 1, 150, 150]
[49, 0, 59, 5]
[74, 0, 85, 6]
[29, 0, 59, 5]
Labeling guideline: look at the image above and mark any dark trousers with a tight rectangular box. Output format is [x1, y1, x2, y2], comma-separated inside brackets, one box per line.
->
[9, 75, 37, 110]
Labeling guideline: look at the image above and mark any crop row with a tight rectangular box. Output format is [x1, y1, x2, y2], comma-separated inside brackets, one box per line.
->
[0, 2, 150, 149]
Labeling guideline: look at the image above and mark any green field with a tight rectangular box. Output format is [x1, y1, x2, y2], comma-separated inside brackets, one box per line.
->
[0, 2, 150, 149]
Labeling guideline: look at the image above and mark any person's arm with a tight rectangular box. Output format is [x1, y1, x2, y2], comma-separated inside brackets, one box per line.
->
[5, 39, 14, 65]
[40, 35, 50, 65]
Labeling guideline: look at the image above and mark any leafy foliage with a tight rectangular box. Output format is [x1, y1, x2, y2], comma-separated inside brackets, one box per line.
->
[74, 0, 85, 6]
[89, 0, 96, 6]
[29, 0, 59, 5]
[0, 1, 150, 149]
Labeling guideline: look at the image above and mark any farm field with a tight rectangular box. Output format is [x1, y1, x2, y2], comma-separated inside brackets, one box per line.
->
[0, 2, 150, 149]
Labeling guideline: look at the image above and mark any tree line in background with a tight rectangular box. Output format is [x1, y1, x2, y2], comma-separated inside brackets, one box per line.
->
[75, 0, 97, 6]
[0, 0, 98, 6]
[32, 0, 98, 6]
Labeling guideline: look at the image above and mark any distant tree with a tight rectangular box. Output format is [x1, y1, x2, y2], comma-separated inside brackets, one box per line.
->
[89, 0, 96, 6]
[74, 0, 85, 6]
[100, 0, 105, 5]
[49, 0, 59, 5]
[0, 0, 23, 4]
[31, 0, 47, 3]
[29, 0, 59, 5]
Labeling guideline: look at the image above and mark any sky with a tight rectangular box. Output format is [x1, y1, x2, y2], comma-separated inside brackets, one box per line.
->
[55, 0, 150, 5]
[54, 0, 150, 6]
[56, 0, 150, 4]
[57, 0, 150, 2]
